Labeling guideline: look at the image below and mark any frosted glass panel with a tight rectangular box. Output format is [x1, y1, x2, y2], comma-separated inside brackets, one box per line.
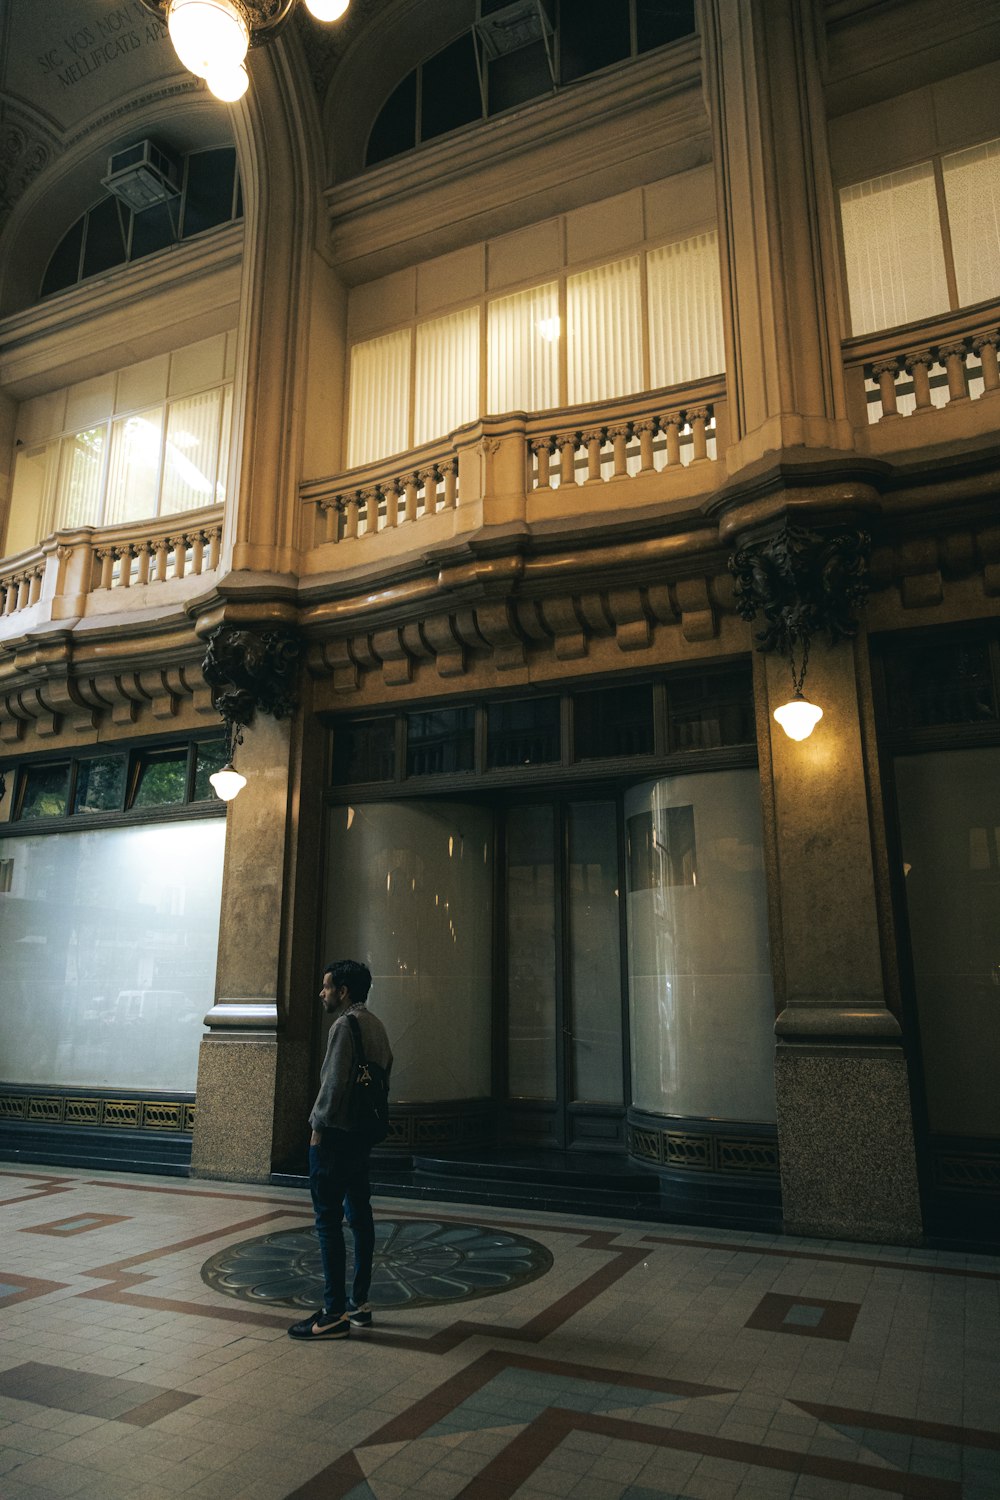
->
[347, 330, 411, 467]
[507, 805, 556, 1099]
[647, 232, 725, 387]
[567, 257, 642, 404]
[414, 307, 479, 447]
[55, 427, 107, 528]
[894, 748, 1000, 1137]
[943, 138, 1000, 310]
[567, 801, 622, 1104]
[625, 769, 775, 1122]
[104, 409, 163, 525]
[161, 390, 224, 514]
[840, 164, 949, 335]
[487, 282, 560, 414]
[0, 820, 225, 1091]
[324, 801, 493, 1101]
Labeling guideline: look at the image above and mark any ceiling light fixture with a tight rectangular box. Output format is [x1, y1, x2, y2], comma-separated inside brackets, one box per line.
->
[139, 0, 351, 102]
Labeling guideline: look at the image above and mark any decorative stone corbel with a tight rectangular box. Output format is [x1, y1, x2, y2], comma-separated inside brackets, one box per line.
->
[200, 625, 302, 758]
[729, 523, 870, 662]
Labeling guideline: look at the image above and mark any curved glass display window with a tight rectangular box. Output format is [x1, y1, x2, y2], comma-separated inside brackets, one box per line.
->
[323, 801, 493, 1102]
[0, 819, 225, 1093]
[625, 769, 775, 1123]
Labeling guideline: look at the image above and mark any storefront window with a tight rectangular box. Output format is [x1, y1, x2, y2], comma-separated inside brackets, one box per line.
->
[0, 819, 225, 1092]
[324, 801, 494, 1102]
[625, 769, 775, 1122]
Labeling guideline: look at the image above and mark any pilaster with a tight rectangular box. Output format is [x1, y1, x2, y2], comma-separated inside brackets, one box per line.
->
[190, 710, 293, 1182]
[702, 0, 853, 468]
[761, 640, 922, 1241]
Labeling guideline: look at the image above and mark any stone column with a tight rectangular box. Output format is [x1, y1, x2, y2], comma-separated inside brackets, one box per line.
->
[702, 0, 853, 466]
[191, 711, 293, 1182]
[761, 637, 922, 1242]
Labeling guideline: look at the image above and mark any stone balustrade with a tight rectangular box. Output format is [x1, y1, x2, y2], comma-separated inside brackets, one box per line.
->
[844, 302, 1000, 443]
[527, 395, 719, 491]
[0, 504, 224, 642]
[0, 550, 45, 618]
[94, 523, 223, 593]
[300, 380, 727, 568]
[301, 438, 461, 548]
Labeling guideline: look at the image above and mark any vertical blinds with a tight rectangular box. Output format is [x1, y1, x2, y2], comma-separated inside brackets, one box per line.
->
[414, 307, 479, 447]
[487, 281, 560, 414]
[839, 164, 950, 335]
[647, 231, 725, 387]
[347, 329, 411, 468]
[346, 236, 726, 466]
[942, 139, 1000, 311]
[567, 256, 642, 405]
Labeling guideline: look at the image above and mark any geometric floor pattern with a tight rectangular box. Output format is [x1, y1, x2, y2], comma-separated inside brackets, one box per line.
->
[1, 1163, 999, 1499]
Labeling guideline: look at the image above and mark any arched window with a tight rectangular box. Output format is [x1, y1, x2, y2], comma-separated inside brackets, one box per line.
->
[365, 0, 696, 167]
[40, 146, 242, 299]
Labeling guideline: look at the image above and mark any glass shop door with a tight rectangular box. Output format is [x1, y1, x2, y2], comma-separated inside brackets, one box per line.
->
[502, 798, 626, 1149]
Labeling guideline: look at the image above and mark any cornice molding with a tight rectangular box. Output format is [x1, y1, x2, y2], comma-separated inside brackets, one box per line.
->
[325, 45, 708, 283]
[2, 443, 1000, 738]
[0, 223, 243, 397]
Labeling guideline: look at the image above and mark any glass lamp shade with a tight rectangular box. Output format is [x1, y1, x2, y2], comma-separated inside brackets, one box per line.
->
[773, 693, 823, 741]
[206, 61, 250, 100]
[303, 0, 351, 18]
[208, 762, 247, 801]
[167, 0, 249, 79]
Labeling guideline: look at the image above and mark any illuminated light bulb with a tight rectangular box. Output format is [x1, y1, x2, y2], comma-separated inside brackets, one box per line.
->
[536, 316, 561, 342]
[773, 692, 823, 741]
[167, 0, 249, 80]
[209, 762, 247, 800]
[206, 61, 249, 101]
[303, 0, 350, 18]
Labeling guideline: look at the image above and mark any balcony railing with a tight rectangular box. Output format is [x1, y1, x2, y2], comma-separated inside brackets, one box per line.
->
[0, 505, 223, 636]
[844, 299, 1000, 449]
[299, 378, 727, 567]
[527, 388, 720, 490]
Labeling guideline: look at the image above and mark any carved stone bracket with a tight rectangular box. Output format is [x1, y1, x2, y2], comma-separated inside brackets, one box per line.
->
[201, 626, 302, 746]
[728, 525, 871, 661]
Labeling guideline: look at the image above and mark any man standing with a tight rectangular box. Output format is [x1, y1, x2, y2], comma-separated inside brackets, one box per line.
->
[288, 959, 393, 1341]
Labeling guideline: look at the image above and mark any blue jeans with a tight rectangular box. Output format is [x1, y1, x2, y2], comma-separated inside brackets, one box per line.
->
[308, 1130, 375, 1316]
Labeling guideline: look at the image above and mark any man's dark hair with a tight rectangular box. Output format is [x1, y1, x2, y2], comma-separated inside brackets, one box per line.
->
[324, 959, 372, 1005]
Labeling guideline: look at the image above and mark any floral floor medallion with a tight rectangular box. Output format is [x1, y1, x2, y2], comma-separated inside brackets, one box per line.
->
[201, 1217, 553, 1309]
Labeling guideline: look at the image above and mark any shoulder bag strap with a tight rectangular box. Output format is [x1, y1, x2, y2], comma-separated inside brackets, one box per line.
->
[345, 1012, 367, 1067]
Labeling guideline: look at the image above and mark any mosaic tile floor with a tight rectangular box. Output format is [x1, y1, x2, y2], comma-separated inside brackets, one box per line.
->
[1, 1164, 999, 1499]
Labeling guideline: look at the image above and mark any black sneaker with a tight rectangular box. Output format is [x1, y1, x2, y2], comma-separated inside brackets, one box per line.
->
[288, 1308, 350, 1340]
[346, 1299, 373, 1329]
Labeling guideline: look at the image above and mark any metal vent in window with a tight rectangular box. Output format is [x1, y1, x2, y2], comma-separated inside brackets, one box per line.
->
[101, 139, 181, 213]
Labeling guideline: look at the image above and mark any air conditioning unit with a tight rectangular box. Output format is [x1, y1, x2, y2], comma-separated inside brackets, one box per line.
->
[474, 0, 555, 62]
[101, 140, 181, 213]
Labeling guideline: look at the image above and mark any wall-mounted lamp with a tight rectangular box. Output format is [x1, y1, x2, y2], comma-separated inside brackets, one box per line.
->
[208, 717, 247, 801]
[773, 692, 824, 741]
[729, 523, 870, 744]
[201, 624, 302, 803]
[772, 638, 824, 741]
[209, 762, 248, 800]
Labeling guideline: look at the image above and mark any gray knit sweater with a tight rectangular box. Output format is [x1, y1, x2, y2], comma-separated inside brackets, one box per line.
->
[309, 1004, 393, 1134]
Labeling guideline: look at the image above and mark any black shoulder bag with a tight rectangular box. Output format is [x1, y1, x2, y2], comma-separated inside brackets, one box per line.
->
[345, 1013, 390, 1144]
